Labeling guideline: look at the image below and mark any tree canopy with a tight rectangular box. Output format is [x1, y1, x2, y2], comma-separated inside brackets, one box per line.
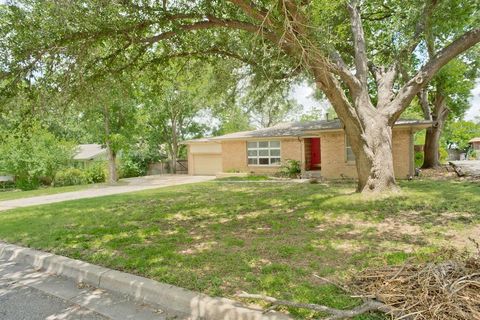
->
[1, 0, 479, 192]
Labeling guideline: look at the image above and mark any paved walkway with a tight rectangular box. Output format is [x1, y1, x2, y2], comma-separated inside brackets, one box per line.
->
[0, 175, 214, 211]
[0, 258, 179, 320]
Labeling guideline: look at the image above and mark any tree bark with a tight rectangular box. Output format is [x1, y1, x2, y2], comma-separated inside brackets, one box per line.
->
[106, 145, 118, 183]
[422, 93, 449, 168]
[103, 105, 118, 184]
[170, 115, 179, 174]
[346, 113, 398, 193]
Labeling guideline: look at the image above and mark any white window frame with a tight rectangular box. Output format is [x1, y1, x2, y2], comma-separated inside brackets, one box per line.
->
[247, 140, 281, 166]
[345, 135, 356, 163]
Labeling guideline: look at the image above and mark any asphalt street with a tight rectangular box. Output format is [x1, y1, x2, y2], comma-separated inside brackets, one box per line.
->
[0, 281, 107, 320]
[0, 258, 171, 320]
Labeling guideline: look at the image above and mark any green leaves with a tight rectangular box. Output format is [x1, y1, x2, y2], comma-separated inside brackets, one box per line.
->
[443, 121, 480, 151]
[0, 123, 75, 189]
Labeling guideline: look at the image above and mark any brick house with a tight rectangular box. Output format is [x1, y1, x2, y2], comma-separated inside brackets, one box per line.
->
[183, 119, 431, 179]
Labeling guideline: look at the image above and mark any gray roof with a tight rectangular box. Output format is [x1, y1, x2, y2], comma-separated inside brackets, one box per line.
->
[185, 119, 432, 143]
[73, 144, 107, 160]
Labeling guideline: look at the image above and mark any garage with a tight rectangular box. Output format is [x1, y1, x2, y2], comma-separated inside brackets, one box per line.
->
[185, 140, 223, 175]
[192, 154, 223, 175]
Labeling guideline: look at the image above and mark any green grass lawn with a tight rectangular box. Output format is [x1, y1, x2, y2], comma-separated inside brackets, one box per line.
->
[0, 184, 96, 201]
[215, 175, 273, 181]
[0, 179, 478, 319]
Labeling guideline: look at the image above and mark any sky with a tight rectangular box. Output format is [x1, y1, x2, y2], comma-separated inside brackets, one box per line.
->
[465, 80, 480, 121]
[292, 79, 480, 122]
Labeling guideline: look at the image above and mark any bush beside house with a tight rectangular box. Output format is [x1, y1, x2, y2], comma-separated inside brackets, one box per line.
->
[0, 126, 75, 190]
[54, 168, 88, 187]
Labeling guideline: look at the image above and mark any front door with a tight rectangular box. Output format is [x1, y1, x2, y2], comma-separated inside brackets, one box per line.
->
[310, 138, 321, 170]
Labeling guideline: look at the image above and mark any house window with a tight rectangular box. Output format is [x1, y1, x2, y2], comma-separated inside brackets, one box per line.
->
[345, 136, 356, 163]
[247, 141, 281, 165]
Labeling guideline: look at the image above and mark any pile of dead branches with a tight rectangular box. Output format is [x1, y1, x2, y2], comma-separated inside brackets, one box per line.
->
[238, 247, 480, 319]
[352, 249, 480, 319]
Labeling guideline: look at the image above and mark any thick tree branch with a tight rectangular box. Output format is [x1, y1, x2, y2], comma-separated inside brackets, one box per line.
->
[329, 51, 362, 96]
[373, 64, 397, 109]
[397, 0, 439, 80]
[418, 89, 432, 120]
[346, 0, 369, 88]
[227, 0, 272, 25]
[384, 27, 480, 121]
[236, 292, 397, 319]
[140, 18, 279, 44]
[138, 48, 257, 70]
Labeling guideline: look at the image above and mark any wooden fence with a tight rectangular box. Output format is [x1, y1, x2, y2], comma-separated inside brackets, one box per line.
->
[147, 160, 188, 175]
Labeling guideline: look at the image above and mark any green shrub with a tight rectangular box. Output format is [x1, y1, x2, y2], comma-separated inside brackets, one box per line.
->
[85, 162, 107, 183]
[119, 157, 144, 178]
[0, 179, 15, 191]
[415, 152, 424, 168]
[15, 176, 41, 191]
[468, 150, 478, 160]
[279, 159, 301, 178]
[0, 124, 75, 190]
[439, 146, 448, 163]
[54, 168, 87, 187]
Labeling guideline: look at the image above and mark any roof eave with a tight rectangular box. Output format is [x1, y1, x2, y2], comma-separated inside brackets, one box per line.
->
[181, 139, 222, 145]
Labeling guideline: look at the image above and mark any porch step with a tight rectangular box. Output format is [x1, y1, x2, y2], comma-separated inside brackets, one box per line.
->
[302, 171, 322, 179]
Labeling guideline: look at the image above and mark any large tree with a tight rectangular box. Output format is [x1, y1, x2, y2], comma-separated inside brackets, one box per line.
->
[419, 58, 478, 168]
[78, 77, 138, 183]
[135, 60, 213, 173]
[1, 0, 479, 192]
[415, 5, 480, 168]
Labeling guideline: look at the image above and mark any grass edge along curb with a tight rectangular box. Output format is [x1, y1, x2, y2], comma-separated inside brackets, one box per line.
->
[0, 241, 291, 320]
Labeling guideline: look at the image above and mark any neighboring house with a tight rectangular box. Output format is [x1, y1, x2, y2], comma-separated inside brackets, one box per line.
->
[183, 119, 431, 179]
[469, 138, 480, 159]
[469, 138, 480, 151]
[0, 175, 14, 183]
[73, 144, 107, 167]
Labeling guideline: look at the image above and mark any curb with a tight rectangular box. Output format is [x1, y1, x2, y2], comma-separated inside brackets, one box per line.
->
[0, 242, 290, 320]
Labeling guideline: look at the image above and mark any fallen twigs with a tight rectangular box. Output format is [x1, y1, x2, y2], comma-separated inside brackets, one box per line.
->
[236, 292, 396, 319]
[352, 248, 480, 319]
[237, 247, 480, 319]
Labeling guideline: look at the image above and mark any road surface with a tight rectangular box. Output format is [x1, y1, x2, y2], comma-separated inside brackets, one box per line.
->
[0, 258, 180, 320]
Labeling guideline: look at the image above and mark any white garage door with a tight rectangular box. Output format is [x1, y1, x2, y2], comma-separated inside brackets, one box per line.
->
[193, 154, 222, 175]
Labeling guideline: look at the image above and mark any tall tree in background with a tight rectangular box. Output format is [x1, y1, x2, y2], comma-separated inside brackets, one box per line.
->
[79, 77, 138, 183]
[239, 80, 301, 128]
[420, 59, 478, 168]
[136, 60, 213, 173]
[1, 0, 479, 192]
[443, 120, 480, 152]
[416, 5, 480, 168]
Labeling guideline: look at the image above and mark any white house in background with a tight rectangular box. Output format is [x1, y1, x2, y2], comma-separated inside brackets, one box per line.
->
[0, 175, 14, 183]
[73, 144, 107, 167]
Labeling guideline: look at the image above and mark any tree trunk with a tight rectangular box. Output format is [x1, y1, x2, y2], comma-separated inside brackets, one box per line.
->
[345, 116, 399, 193]
[422, 93, 448, 168]
[310, 63, 399, 193]
[170, 117, 178, 174]
[106, 145, 118, 184]
[171, 151, 177, 174]
[103, 105, 118, 184]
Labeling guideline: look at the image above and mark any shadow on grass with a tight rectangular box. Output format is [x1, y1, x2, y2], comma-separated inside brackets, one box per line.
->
[0, 179, 478, 319]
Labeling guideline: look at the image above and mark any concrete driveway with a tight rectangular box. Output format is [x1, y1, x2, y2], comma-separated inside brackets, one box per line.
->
[0, 175, 214, 211]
